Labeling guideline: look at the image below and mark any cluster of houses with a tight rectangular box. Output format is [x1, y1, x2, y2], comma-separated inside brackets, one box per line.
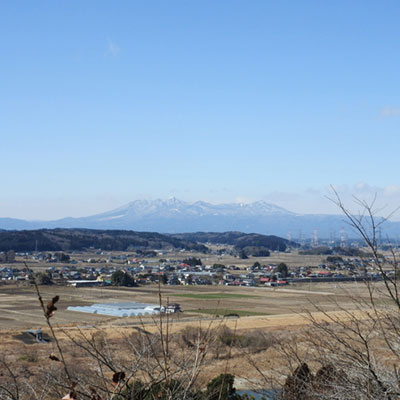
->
[0, 262, 316, 287]
[0, 251, 385, 286]
[0, 267, 26, 281]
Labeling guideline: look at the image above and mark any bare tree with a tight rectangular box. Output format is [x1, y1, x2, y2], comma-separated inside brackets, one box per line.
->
[278, 189, 400, 399]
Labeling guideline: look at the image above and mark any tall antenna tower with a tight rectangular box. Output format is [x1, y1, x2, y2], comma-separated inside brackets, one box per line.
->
[298, 230, 304, 246]
[312, 229, 318, 247]
[287, 231, 292, 242]
[340, 227, 346, 248]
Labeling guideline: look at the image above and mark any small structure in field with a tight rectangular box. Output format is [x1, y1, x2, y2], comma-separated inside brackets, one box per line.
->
[161, 303, 182, 313]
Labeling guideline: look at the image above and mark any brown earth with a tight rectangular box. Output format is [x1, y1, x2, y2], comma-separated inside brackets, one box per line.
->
[0, 277, 389, 393]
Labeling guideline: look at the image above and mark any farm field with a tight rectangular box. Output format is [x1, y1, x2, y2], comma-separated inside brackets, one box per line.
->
[0, 278, 391, 392]
[0, 279, 379, 332]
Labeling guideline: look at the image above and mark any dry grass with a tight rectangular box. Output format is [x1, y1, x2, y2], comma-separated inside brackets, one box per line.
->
[0, 280, 383, 330]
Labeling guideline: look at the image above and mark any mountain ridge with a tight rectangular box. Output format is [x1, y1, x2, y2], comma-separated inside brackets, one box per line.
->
[0, 198, 399, 238]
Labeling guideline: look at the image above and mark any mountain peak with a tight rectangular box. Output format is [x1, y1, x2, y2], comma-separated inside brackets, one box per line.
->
[94, 198, 294, 220]
[2, 197, 399, 238]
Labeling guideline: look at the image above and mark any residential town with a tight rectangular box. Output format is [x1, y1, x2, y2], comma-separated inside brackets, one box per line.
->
[0, 249, 385, 288]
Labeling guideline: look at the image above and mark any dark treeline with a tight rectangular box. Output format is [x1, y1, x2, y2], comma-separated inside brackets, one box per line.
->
[0, 229, 208, 252]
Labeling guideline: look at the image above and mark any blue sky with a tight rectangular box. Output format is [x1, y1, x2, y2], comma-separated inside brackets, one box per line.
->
[1, 1, 400, 219]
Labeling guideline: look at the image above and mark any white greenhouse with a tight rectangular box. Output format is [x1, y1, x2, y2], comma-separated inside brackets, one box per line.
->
[67, 302, 160, 317]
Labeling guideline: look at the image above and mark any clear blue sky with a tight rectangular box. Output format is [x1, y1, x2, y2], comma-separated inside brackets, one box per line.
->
[1, 1, 400, 219]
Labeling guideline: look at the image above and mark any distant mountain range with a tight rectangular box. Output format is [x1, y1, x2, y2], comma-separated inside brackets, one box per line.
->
[1, 198, 399, 239]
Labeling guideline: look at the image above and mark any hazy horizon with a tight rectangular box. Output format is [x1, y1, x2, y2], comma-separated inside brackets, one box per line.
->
[2, 188, 400, 222]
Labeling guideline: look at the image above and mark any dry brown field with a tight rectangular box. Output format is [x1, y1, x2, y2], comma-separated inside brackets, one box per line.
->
[0, 280, 387, 393]
[0, 274, 391, 392]
[159, 247, 330, 268]
[0, 249, 352, 331]
[0, 279, 377, 331]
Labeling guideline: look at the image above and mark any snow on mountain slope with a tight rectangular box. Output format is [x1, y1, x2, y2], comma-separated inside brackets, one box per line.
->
[92, 198, 295, 220]
[1, 198, 399, 238]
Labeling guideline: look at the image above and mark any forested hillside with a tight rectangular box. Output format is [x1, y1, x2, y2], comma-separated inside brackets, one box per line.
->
[0, 229, 208, 252]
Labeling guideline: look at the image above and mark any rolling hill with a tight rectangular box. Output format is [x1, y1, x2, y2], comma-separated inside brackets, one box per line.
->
[0, 229, 208, 253]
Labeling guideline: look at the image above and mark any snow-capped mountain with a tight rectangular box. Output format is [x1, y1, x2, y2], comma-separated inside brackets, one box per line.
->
[92, 198, 295, 221]
[1, 198, 399, 238]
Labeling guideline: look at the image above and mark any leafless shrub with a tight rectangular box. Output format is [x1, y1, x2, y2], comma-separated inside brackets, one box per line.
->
[278, 190, 400, 399]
